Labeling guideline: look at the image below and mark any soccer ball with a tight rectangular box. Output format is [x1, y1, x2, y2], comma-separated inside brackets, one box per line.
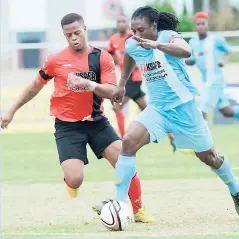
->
[100, 200, 132, 231]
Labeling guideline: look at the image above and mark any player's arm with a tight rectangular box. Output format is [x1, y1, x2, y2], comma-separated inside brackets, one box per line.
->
[216, 37, 232, 67]
[108, 37, 117, 63]
[68, 52, 117, 99]
[133, 35, 191, 58]
[156, 37, 191, 58]
[185, 39, 196, 66]
[118, 53, 136, 87]
[111, 53, 136, 104]
[1, 56, 54, 129]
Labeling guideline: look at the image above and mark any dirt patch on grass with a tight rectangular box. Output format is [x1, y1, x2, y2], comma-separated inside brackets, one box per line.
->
[2, 179, 239, 237]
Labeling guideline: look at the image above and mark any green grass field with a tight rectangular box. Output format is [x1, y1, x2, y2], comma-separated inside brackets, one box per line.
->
[1, 124, 239, 239]
[1, 125, 239, 184]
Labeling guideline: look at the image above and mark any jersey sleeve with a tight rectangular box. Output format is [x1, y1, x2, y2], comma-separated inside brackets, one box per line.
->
[160, 30, 182, 44]
[187, 38, 196, 63]
[36, 55, 55, 84]
[215, 36, 232, 54]
[125, 37, 138, 58]
[100, 51, 117, 85]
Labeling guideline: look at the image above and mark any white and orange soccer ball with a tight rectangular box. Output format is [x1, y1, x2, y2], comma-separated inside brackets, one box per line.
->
[100, 200, 132, 231]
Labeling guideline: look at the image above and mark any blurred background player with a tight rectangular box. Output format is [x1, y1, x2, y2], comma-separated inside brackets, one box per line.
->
[109, 15, 176, 152]
[0, 13, 152, 223]
[186, 11, 239, 120]
[111, 6, 239, 216]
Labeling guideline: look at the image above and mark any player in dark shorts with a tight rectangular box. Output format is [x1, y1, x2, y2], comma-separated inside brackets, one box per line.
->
[108, 15, 176, 151]
[1, 13, 152, 223]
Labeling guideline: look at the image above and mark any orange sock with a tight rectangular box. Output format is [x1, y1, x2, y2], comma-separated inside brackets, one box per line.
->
[115, 111, 125, 138]
[128, 173, 142, 214]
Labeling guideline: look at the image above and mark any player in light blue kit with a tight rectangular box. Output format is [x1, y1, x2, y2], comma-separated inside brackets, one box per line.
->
[186, 11, 239, 120]
[111, 6, 239, 216]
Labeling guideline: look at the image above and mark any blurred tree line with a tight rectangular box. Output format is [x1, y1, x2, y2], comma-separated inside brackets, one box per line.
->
[150, 0, 239, 32]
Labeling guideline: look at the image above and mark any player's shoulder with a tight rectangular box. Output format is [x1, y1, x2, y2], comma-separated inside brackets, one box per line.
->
[48, 48, 69, 62]
[159, 30, 181, 42]
[99, 48, 114, 62]
[125, 36, 137, 53]
[211, 33, 225, 41]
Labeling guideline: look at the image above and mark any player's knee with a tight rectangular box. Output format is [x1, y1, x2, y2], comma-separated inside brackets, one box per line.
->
[197, 149, 223, 169]
[66, 174, 84, 189]
[122, 134, 138, 154]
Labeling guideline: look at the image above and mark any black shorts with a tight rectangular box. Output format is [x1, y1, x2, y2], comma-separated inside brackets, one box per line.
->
[54, 117, 120, 165]
[125, 79, 145, 102]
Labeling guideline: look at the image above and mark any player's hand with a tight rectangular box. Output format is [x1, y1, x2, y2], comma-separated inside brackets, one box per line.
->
[67, 73, 90, 92]
[1, 111, 14, 129]
[133, 35, 158, 49]
[218, 62, 224, 67]
[111, 86, 125, 105]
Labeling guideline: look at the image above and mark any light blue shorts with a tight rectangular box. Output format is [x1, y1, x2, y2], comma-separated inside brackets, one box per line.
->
[134, 100, 213, 152]
[200, 86, 230, 113]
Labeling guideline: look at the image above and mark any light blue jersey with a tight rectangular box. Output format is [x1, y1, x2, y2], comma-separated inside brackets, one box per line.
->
[125, 30, 213, 152]
[126, 30, 199, 111]
[189, 34, 232, 112]
[188, 33, 232, 87]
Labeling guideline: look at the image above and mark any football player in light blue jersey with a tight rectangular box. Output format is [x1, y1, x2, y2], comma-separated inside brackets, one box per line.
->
[186, 11, 239, 120]
[111, 6, 239, 217]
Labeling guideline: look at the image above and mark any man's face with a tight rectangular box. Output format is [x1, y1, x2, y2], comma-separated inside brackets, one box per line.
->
[63, 21, 86, 51]
[116, 16, 128, 33]
[195, 18, 208, 35]
[131, 17, 157, 40]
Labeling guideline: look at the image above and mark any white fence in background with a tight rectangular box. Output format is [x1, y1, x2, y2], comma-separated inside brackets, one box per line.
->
[10, 31, 239, 71]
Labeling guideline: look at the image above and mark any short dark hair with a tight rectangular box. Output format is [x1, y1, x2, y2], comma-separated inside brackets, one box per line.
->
[61, 13, 84, 28]
[132, 6, 179, 32]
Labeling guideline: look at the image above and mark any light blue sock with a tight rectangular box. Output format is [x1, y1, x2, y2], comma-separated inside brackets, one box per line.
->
[232, 106, 239, 119]
[115, 155, 136, 202]
[212, 158, 239, 196]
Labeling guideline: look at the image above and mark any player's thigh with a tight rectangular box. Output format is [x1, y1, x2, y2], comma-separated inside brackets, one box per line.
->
[122, 120, 150, 153]
[133, 105, 168, 145]
[54, 119, 89, 165]
[170, 100, 213, 153]
[134, 94, 147, 111]
[200, 86, 221, 113]
[88, 117, 121, 161]
[102, 140, 122, 167]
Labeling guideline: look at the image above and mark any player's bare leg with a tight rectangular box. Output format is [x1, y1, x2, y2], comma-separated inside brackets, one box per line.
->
[113, 97, 130, 138]
[195, 148, 239, 215]
[114, 121, 154, 222]
[92, 139, 153, 223]
[134, 96, 147, 111]
[61, 159, 84, 198]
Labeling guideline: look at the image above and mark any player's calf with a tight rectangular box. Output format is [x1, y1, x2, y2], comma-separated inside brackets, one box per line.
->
[196, 148, 239, 215]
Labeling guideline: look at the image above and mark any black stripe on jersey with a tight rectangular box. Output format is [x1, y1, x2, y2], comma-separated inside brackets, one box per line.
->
[39, 70, 54, 81]
[88, 48, 103, 120]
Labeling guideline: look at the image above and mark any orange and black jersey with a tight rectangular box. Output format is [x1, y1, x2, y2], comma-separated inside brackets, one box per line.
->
[37, 47, 116, 122]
